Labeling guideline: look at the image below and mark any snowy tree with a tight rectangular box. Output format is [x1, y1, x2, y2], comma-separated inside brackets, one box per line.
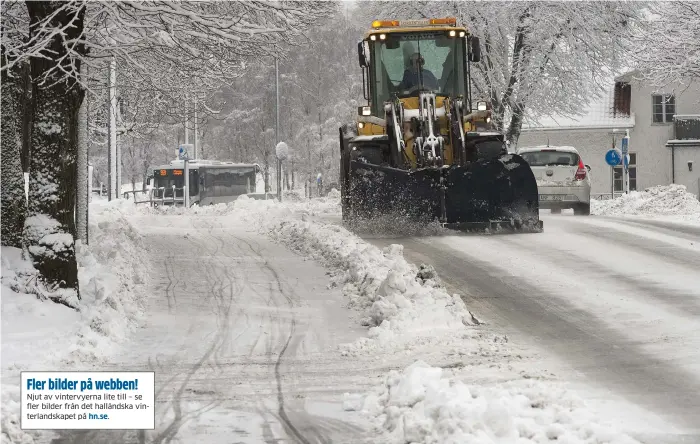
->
[20, 1, 87, 304]
[628, 2, 700, 88]
[357, 1, 642, 144]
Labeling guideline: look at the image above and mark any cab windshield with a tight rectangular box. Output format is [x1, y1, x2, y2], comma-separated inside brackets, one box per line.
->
[370, 32, 466, 114]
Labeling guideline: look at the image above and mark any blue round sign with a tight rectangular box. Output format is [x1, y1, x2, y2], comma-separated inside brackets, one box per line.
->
[605, 149, 622, 167]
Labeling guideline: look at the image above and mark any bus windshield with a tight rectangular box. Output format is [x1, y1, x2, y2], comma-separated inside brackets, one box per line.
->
[370, 32, 466, 113]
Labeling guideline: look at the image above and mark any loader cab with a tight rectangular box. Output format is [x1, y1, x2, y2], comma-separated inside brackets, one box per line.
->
[358, 19, 480, 117]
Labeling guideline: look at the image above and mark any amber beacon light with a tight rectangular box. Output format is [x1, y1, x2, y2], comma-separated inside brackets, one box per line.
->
[371, 18, 457, 29]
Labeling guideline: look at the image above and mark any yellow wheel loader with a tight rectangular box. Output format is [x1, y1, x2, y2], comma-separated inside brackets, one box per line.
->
[339, 18, 542, 232]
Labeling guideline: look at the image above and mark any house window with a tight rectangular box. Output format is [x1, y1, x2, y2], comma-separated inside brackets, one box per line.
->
[614, 152, 637, 192]
[652, 94, 675, 123]
[613, 81, 631, 116]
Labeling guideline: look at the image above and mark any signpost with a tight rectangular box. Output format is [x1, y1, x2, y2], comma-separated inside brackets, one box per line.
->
[179, 144, 193, 207]
[621, 131, 630, 194]
[275, 142, 288, 202]
[605, 147, 622, 199]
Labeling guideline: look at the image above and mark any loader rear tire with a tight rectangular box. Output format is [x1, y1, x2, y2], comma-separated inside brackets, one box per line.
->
[574, 203, 590, 216]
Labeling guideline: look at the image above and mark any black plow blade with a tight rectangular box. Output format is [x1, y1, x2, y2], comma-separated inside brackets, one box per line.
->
[444, 154, 542, 232]
[346, 154, 542, 234]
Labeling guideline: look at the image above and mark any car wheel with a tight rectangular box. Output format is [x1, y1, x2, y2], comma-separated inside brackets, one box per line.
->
[574, 203, 590, 216]
[550, 208, 562, 214]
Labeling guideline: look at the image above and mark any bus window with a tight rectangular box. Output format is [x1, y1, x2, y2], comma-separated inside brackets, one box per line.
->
[202, 167, 256, 197]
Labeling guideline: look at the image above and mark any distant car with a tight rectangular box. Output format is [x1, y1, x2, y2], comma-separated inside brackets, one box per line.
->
[516, 145, 591, 215]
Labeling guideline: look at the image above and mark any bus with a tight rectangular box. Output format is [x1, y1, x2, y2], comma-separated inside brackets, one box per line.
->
[148, 159, 264, 206]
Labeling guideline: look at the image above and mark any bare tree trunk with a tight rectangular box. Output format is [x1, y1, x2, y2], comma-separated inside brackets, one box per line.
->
[284, 164, 290, 190]
[24, 1, 86, 305]
[505, 101, 525, 146]
[1, 47, 27, 248]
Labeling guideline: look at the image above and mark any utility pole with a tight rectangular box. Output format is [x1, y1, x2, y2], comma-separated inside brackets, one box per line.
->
[184, 94, 189, 145]
[275, 56, 281, 201]
[194, 95, 198, 159]
[108, 57, 117, 201]
[622, 129, 630, 194]
[116, 127, 121, 199]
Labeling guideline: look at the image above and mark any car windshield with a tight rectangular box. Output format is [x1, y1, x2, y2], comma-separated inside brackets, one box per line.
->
[370, 32, 466, 114]
[520, 151, 580, 166]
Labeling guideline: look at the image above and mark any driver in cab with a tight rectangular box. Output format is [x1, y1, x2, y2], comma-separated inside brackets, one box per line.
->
[398, 52, 438, 92]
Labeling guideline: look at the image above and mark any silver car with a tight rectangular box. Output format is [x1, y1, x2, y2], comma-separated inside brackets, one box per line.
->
[517, 146, 591, 215]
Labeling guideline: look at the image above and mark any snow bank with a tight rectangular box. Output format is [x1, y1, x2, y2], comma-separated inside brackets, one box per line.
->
[268, 218, 476, 355]
[592, 184, 700, 220]
[1, 200, 149, 444]
[345, 360, 640, 444]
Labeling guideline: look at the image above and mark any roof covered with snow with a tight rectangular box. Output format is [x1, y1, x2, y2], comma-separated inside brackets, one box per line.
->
[522, 85, 635, 131]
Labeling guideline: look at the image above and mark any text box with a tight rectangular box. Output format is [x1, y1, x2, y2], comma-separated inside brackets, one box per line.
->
[20, 371, 155, 430]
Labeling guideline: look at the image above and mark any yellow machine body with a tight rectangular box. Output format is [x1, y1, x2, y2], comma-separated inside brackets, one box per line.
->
[339, 18, 542, 232]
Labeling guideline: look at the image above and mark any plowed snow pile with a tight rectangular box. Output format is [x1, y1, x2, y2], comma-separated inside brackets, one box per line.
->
[592, 185, 700, 219]
[344, 361, 639, 444]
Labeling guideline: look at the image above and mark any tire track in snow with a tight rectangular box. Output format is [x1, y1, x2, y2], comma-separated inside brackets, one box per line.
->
[560, 218, 700, 271]
[597, 216, 700, 240]
[500, 234, 700, 318]
[236, 235, 311, 444]
[152, 219, 259, 444]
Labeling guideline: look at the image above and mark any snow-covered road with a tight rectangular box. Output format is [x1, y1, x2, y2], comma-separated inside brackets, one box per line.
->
[51, 215, 374, 444]
[361, 212, 700, 442]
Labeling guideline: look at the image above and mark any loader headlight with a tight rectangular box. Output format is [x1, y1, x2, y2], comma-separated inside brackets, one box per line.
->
[477, 101, 488, 111]
[459, 31, 466, 37]
[379, 33, 386, 40]
[358, 122, 365, 129]
[370, 35, 377, 41]
[486, 117, 491, 123]
[358, 106, 371, 116]
[449, 30, 456, 37]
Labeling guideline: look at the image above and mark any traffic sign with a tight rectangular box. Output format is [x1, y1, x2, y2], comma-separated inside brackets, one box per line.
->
[178, 144, 193, 160]
[605, 148, 622, 167]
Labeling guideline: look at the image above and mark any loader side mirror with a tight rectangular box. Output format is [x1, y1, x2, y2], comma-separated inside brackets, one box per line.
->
[358, 41, 366, 67]
[469, 36, 481, 63]
[585, 164, 591, 172]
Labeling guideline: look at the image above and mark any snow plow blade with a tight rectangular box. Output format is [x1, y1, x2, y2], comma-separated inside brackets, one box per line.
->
[346, 154, 542, 232]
